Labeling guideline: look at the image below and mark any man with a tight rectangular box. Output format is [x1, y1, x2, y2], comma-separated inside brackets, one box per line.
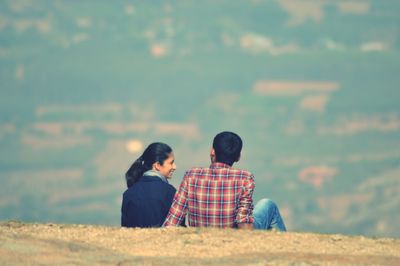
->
[163, 131, 286, 230]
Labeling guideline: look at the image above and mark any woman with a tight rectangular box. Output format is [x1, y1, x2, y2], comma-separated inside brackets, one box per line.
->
[121, 142, 177, 228]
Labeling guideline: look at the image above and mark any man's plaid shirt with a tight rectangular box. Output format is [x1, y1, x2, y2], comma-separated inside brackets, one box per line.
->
[163, 162, 255, 228]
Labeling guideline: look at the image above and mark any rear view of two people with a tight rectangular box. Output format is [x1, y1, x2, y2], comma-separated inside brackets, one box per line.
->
[122, 131, 286, 231]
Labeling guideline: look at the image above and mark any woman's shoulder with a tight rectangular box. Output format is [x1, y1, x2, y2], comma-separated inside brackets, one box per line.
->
[166, 182, 176, 191]
[152, 179, 177, 195]
[124, 176, 175, 191]
[138, 175, 176, 190]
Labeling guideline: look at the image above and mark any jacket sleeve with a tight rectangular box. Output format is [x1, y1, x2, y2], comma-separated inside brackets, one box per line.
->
[235, 175, 255, 224]
[163, 174, 189, 226]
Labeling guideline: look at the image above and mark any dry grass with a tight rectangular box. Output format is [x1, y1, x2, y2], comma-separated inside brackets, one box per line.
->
[1, 221, 399, 265]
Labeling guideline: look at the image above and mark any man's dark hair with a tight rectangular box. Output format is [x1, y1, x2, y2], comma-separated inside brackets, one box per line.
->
[212, 131, 242, 166]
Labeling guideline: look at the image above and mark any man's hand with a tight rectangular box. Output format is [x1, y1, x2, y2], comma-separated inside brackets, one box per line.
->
[237, 223, 253, 230]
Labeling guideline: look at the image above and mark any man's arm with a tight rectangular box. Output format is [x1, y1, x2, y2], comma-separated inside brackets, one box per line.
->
[163, 175, 189, 227]
[235, 175, 255, 229]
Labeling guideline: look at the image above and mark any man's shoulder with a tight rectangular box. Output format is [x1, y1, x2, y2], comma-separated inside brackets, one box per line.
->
[184, 166, 208, 175]
[228, 167, 254, 179]
[184, 166, 254, 180]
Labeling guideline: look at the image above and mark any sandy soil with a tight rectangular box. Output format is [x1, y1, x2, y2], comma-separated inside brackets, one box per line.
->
[0, 221, 399, 265]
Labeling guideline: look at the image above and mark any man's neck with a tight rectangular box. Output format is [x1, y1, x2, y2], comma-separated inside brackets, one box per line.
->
[214, 161, 233, 166]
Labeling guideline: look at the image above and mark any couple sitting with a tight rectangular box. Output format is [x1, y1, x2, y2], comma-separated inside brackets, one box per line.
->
[121, 131, 286, 231]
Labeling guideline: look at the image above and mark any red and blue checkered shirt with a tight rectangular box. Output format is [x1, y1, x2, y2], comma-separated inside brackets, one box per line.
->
[163, 162, 255, 228]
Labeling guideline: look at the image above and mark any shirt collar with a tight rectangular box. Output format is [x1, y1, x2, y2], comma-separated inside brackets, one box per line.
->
[143, 170, 169, 183]
[210, 162, 232, 169]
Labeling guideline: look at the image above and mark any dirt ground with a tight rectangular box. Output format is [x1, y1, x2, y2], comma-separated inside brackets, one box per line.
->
[0, 221, 399, 265]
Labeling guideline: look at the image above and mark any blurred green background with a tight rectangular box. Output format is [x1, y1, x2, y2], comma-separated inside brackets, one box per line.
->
[0, 0, 399, 237]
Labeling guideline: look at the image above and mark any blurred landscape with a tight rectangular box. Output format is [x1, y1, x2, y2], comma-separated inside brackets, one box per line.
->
[0, 0, 399, 237]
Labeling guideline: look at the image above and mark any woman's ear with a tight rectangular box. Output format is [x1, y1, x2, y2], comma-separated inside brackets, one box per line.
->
[152, 162, 161, 171]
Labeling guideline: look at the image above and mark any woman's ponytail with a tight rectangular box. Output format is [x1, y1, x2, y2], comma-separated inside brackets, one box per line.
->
[125, 156, 146, 188]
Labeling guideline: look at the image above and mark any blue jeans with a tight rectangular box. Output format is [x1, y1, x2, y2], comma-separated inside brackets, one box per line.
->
[253, 198, 287, 231]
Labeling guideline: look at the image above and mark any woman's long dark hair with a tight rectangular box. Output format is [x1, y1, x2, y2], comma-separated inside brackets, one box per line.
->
[125, 142, 172, 188]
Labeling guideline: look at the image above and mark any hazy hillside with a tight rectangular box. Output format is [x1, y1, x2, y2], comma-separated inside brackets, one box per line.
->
[0, 0, 399, 237]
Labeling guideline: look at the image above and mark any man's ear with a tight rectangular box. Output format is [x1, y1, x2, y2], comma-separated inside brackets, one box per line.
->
[210, 148, 216, 162]
[235, 153, 241, 163]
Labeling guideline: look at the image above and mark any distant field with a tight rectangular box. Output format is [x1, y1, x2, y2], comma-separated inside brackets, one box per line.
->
[0, 0, 399, 237]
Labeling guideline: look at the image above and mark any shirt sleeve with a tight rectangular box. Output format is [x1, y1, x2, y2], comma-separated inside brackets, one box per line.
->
[235, 175, 255, 224]
[163, 174, 189, 226]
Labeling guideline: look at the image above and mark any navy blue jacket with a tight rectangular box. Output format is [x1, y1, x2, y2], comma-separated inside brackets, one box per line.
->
[121, 175, 176, 228]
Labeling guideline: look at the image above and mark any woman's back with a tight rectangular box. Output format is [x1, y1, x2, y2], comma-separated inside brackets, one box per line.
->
[121, 175, 176, 228]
